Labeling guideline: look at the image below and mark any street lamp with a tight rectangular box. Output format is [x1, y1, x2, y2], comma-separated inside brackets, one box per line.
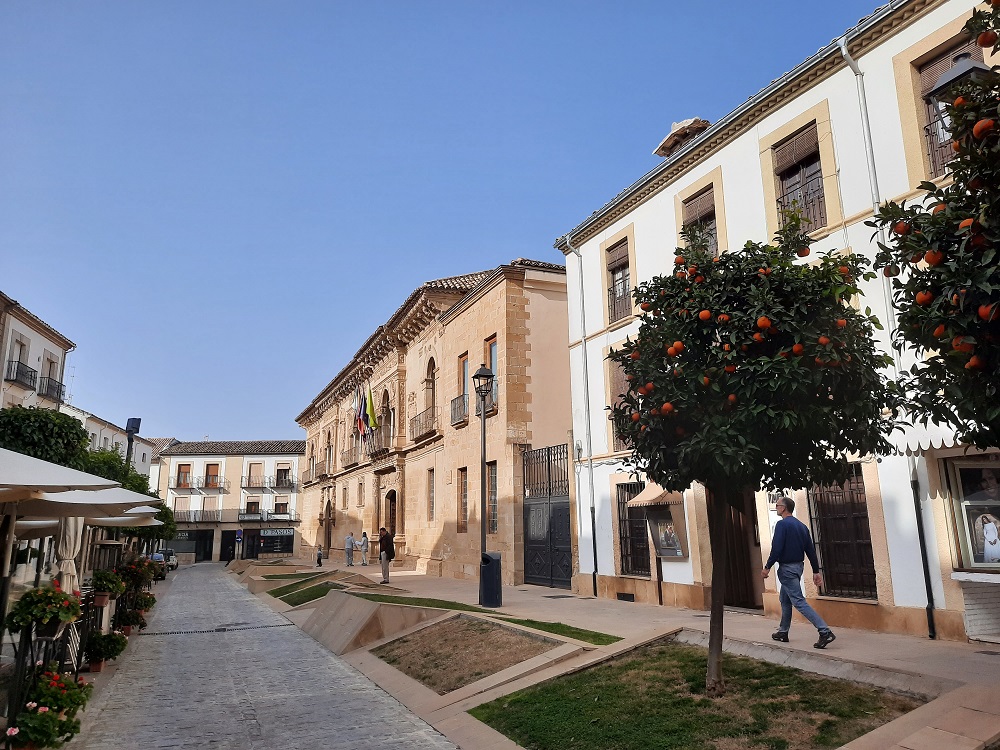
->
[124, 417, 141, 471]
[472, 363, 496, 606]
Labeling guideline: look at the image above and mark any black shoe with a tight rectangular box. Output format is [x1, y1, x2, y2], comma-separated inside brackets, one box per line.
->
[814, 630, 836, 649]
[771, 631, 789, 643]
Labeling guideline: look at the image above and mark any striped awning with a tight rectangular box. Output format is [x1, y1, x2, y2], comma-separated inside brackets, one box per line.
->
[888, 421, 960, 456]
[626, 483, 685, 508]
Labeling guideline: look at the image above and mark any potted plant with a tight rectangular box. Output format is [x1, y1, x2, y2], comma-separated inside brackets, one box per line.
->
[117, 557, 156, 592]
[6, 703, 81, 749]
[6, 584, 81, 640]
[114, 610, 146, 636]
[89, 570, 125, 608]
[26, 665, 93, 720]
[83, 631, 127, 672]
[133, 592, 156, 613]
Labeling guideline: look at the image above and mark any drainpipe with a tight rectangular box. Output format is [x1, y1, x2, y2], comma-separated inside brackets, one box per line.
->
[838, 37, 937, 639]
[564, 235, 600, 598]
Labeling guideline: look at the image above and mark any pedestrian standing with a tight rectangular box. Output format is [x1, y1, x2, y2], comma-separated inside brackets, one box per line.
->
[378, 527, 394, 584]
[762, 496, 836, 649]
[316, 547, 323, 567]
[344, 531, 355, 567]
[358, 531, 370, 566]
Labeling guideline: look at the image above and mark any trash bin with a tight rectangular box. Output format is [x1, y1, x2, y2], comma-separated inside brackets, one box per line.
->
[480, 552, 502, 608]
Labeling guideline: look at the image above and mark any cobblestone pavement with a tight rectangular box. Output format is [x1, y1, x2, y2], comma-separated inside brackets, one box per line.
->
[75, 563, 457, 750]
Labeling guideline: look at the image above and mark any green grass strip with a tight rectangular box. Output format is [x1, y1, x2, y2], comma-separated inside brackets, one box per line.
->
[495, 617, 621, 646]
[266, 573, 327, 598]
[262, 572, 315, 580]
[280, 582, 345, 606]
[350, 593, 493, 613]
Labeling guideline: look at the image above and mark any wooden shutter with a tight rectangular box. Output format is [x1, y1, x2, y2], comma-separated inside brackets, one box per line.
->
[773, 124, 819, 174]
[606, 239, 629, 269]
[682, 187, 715, 225]
[609, 361, 628, 404]
[919, 39, 983, 95]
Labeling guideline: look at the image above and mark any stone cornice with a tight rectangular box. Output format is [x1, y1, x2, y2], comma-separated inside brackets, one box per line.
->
[554, 0, 945, 252]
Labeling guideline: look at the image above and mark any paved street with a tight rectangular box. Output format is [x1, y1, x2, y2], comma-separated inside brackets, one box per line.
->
[75, 563, 457, 750]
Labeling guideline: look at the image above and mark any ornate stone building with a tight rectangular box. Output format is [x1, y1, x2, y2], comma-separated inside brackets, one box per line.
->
[296, 259, 573, 585]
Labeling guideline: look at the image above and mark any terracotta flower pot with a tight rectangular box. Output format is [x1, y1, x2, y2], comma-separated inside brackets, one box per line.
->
[89, 659, 105, 673]
[93, 592, 110, 607]
[122, 625, 132, 637]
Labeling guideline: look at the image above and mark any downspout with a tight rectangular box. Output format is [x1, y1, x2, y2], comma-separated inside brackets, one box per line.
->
[838, 37, 937, 639]
[564, 235, 600, 597]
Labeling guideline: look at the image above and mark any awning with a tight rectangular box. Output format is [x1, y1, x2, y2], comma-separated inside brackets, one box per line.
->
[627, 483, 685, 508]
[888, 421, 960, 456]
[0, 447, 119, 499]
[13, 487, 160, 519]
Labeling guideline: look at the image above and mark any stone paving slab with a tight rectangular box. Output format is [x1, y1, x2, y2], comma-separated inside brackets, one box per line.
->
[74, 563, 457, 750]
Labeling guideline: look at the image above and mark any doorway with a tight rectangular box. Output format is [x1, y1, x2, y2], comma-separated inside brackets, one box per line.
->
[707, 489, 762, 609]
[523, 445, 572, 589]
[220, 530, 238, 562]
[193, 530, 215, 563]
[385, 490, 397, 536]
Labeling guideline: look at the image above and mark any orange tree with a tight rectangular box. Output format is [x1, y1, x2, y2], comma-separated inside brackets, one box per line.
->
[869, 10, 1000, 449]
[608, 220, 898, 696]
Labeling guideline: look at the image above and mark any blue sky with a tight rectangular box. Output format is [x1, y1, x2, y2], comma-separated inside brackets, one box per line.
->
[1, 0, 884, 440]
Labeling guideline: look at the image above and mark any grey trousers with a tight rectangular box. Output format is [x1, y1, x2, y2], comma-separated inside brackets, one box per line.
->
[380, 551, 390, 582]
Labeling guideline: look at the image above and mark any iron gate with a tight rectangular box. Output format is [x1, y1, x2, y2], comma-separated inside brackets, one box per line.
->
[523, 444, 572, 588]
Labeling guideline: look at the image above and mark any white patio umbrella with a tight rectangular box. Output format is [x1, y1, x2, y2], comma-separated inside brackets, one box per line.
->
[0, 447, 119, 498]
[13, 487, 160, 519]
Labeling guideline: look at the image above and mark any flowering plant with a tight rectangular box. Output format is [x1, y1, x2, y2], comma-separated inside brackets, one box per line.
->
[115, 609, 147, 630]
[84, 631, 128, 663]
[6, 584, 81, 633]
[117, 557, 156, 591]
[26, 665, 93, 718]
[89, 569, 125, 598]
[6, 702, 80, 748]
[133, 592, 156, 611]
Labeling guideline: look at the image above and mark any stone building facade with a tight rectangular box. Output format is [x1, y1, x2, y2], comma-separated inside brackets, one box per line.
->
[296, 259, 572, 585]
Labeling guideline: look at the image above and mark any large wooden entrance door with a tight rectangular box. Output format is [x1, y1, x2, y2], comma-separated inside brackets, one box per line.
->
[707, 489, 761, 609]
[523, 445, 572, 589]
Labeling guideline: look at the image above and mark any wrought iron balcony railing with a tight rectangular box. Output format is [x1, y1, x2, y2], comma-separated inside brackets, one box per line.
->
[474, 383, 499, 417]
[242, 475, 268, 489]
[924, 117, 956, 179]
[272, 475, 298, 491]
[196, 476, 230, 491]
[174, 509, 222, 523]
[313, 460, 328, 478]
[365, 425, 393, 458]
[409, 406, 438, 442]
[341, 446, 360, 468]
[170, 474, 194, 489]
[230, 508, 300, 523]
[450, 394, 469, 425]
[777, 173, 827, 233]
[607, 286, 632, 324]
[4, 360, 37, 390]
[37, 376, 66, 403]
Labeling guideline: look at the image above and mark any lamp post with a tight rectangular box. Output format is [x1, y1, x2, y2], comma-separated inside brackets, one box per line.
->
[472, 363, 495, 606]
[124, 417, 141, 471]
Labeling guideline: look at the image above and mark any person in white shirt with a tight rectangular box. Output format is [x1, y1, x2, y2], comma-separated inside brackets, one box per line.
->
[344, 532, 355, 567]
[356, 531, 370, 566]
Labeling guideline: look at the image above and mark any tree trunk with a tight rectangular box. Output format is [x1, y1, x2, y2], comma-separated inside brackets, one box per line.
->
[705, 485, 729, 697]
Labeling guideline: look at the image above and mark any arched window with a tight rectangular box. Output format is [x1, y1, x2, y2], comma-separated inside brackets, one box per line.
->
[425, 359, 437, 410]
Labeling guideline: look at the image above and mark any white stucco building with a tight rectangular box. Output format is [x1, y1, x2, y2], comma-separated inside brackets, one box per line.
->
[557, 0, 999, 641]
[59, 403, 155, 476]
[1, 292, 74, 410]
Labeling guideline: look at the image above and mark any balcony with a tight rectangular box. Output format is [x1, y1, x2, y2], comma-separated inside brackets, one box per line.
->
[242, 475, 268, 489]
[174, 509, 222, 523]
[227, 508, 300, 524]
[314, 460, 328, 479]
[341, 446, 360, 468]
[170, 474, 194, 490]
[450, 394, 469, 426]
[409, 406, 438, 442]
[4, 360, 37, 390]
[273, 475, 298, 492]
[37, 376, 66, 403]
[925, 116, 955, 179]
[474, 383, 499, 417]
[777, 173, 827, 233]
[196, 476, 230, 491]
[607, 286, 631, 324]
[365, 425, 393, 458]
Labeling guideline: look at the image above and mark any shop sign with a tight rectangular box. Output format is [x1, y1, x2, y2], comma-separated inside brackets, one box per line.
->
[260, 528, 294, 537]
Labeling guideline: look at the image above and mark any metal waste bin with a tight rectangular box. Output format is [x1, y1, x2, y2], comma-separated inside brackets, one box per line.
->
[480, 551, 502, 608]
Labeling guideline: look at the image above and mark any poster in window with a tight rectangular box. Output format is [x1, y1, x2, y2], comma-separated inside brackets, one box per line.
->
[957, 465, 1000, 565]
[646, 506, 687, 559]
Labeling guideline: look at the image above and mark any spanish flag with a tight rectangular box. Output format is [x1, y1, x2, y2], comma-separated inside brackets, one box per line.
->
[365, 382, 380, 430]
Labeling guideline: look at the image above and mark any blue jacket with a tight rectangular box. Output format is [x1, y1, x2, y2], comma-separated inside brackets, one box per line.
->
[765, 515, 820, 571]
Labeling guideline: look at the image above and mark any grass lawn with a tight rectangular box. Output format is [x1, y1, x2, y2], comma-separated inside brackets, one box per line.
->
[350, 593, 493, 613]
[495, 618, 621, 646]
[262, 572, 316, 580]
[279, 582, 345, 606]
[266, 573, 327, 598]
[470, 641, 922, 750]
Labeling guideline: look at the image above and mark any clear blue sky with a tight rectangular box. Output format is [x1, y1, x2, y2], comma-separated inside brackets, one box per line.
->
[1, 0, 884, 440]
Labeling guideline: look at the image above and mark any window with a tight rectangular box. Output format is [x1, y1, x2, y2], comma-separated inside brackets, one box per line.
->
[174, 496, 190, 512]
[616, 482, 650, 577]
[102, 436, 109, 450]
[774, 124, 826, 232]
[205, 463, 220, 488]
[141, 452, 146, 463]
[487, 462, 498, 534]
[274, 499, 289, 515]
[807, 463, 877, 599]
[357, 480, 365, 507]
[428, 469, 436, 521]
[946, 459, 1000, 569]
[457, 468, 468, 533]
[342, 485, 349, 510]
[459, 354, 469, 396]
[919, 40, 983, 178]
[275, 465, 291, 488]
[176, 464, 191, 488]
[682, 187, 718, 255]
[245, 499, 260, 514]
[606, 239, 631, 324]
[609, 360, 630, 452]
[425, 359, 437, 410]
[89, 433, 97, 448]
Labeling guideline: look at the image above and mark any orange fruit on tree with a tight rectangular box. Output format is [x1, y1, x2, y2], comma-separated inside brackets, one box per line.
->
[966, 355, 986, 370]
[915, 290, 935, 306]
[953, 96, 967, 106]
[694, 275, 705, 283]
[640, 425, 647, 432]
[932, 203, 947, 215]
[699, 309, 712, 321]
[892, 220, 911, 236]
[959, 218, 979, 231]
[640, 302, 652, 311]
[796, 247, 810, 257]
[836, 319, 847, 328]
[675, 427, 686, 436]
[667, 346, 678, 357]
[818, 335, 831, 346]
[979, 304, 998, 322]
[723, 343, 732, 352]
[753, 332, 765, 343]
[650, 407, 660, 416]
[688, 266, 698, 275]
[924, 250, 945, 266]
[756, 316, 771, 330]
[674, 255, 685, 265]
[969, 176, 986, 191]
[814, 357, 825, 366]
[838, 265, 850, 275]
[952, 336, 975, 354]
[645, 382, 654, 392]
[883, 265, 900, 278]
[724, 364, 736, 373]
[952, 140, 962, 153]
[673, 341, 684, 352]
[727, 394, 738, 404]
[676, 271, 687, 280]
[702, 376, 710, 386]
[910, 252, 925, 264]
[662, 402, 674, 413]
[792, 343, 805, 355]
[977, 30, 998, 48]
[933, 324, 947, 338]
[630, 350, 640, 360]
[630, 413, 640, 422]
[717, 313, 731, 323]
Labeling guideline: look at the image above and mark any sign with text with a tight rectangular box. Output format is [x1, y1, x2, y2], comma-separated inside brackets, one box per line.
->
[260, 528, 294, 537]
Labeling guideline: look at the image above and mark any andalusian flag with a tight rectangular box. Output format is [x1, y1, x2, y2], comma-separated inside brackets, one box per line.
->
[366, 382, 380, 430]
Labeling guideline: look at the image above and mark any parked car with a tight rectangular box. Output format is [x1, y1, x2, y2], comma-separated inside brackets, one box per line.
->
[149, 552, 168, 580]
[161, 548, 178, 570]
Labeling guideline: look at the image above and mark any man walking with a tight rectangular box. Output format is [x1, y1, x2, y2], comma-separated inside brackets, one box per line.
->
[316, 546, 323, 568]
[762, 497, 836, 649]
[345, 531, 355, 567]
[378, 527, 394, 584]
